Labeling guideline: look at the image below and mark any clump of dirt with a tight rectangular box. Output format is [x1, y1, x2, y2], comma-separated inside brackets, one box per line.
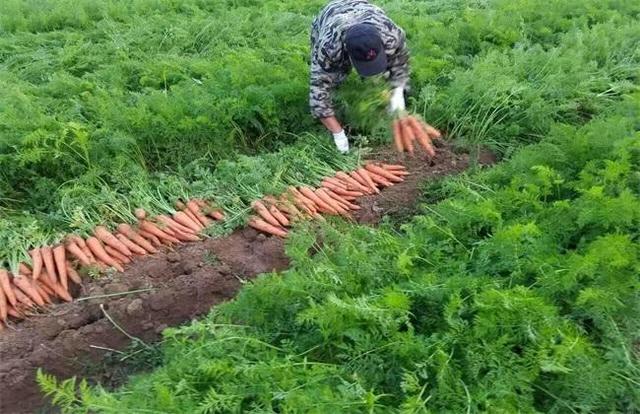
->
[0, 143, 493, 414]
[0, 229, 288, 414]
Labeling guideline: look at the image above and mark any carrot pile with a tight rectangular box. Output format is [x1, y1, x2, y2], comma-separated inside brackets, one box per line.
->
[248, 162, 408, 238]
[393, 115, 442, 156]
[0, 162, 407, 330]
[0, 199, 224, 330]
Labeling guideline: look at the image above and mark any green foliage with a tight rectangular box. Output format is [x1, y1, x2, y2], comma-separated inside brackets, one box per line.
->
[42, 99, 640, 412]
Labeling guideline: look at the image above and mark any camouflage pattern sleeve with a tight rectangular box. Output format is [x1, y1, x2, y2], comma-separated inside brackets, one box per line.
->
[387, 26, 410, 89]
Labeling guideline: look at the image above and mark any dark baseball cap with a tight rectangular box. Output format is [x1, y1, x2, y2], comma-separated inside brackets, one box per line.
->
[345, 23, 387, 77]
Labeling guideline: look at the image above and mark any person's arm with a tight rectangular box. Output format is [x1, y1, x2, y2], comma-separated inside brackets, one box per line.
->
[386, 26, 410, 114]
[320, 116, 342, 133]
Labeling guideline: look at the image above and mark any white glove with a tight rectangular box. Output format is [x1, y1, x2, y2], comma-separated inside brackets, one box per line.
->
[333, 130, 349, 154]
[389, 86, 406, 113]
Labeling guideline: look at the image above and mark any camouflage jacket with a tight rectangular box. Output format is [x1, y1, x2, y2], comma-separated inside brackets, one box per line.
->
[309, 0, 410, 119]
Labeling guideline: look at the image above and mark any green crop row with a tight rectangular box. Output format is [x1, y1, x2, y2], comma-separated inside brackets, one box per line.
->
[39, 93, 640, 414]
[1, 0, 639, 268]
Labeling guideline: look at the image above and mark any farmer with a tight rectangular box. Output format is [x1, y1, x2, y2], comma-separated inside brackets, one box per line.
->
[310, 0, 409, 153]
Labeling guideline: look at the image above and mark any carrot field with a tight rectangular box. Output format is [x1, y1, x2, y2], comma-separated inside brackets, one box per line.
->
[1, 0, 639, 412]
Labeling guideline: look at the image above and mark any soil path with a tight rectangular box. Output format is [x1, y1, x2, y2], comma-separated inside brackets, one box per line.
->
[0, 143, 486, 413]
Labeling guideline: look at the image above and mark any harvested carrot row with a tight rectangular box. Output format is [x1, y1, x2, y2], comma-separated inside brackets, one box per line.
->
[316, 189, 348, 215]
[300, 187, 336, 214]
[34, 282, 52, 305]
[336, 172, 370, 193]
[248, 217, 288, 238]
[53, 245, 68, 291]
[367, 171, 394, 187]
[14, 287, 35, 309]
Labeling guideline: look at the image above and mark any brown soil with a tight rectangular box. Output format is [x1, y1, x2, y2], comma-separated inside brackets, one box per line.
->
[0, 143, 491, 414]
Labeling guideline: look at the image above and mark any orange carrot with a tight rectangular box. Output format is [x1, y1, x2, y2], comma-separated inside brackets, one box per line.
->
[365, 163, 404, 183]
[181, 208, 201, 228]
[86, 237, 125, 272]
[367, 171, 394, 187]
[19, 262, 32, 276]
[392, 119, 404, 153]
[407, 116, 436, 157]
[415, 117, 442, 139]
[322, 177, 348, 190]
[14, 287, 35, 309]
[80, 244, 96, 264]
[248, 217, 288, 238]
[138, 229, 163, 248]
[325, 184, 363, 198]
[29, 248, 43, 280]
[325, 189, 361, 210]
[288, 188, 318, 213]
[357, 168, 380, 194]
[53, 245, 68, 291]
[349, 171, 375, 194]
[171, 230, 201, 242]
[299, 187, 337, 214]
[0, 282, 7, 321]
[186, 200, 212, 227]
[115, 233, 147, 256]
[315, 189, 348, 214]
[68, 235, 87, 249]
[41, 246, 57, 283]
[39, 275, 72, 302]
[269, 205, 290, 227]
[117, 224, 158, 254]
[251, 200, 283, 227]
[335, 172, 370, 193]
[173, 211, 202, 233]
[94, 226, 133, 257]
[7, 305, 24, 319]
[139, 221, 181, 244]
[37, 279, 56, 297]
[13, 275, 45, 307]
[105, 245, 130, 264]
[34, 282, 52, 305]
[66, 242, 91, 266]
[156, 215, 194, 235]
[66, 261, 82, 285]
[0, 270, 16, 307]
[381, 163, 406, 171]
[401, 118, 415, 155]
[135, 208, 147, 220]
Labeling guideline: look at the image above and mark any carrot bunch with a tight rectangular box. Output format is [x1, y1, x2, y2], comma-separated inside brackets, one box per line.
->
[392, 115, 442, 156]
[247, 163, 407, 238]
[0, 198, 227, 329]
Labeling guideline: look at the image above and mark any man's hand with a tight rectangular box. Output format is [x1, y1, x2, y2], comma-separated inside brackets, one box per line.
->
[332, 130, 349, 154]
[321, 116, 349, 153]
[389, 86, 406, 114]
